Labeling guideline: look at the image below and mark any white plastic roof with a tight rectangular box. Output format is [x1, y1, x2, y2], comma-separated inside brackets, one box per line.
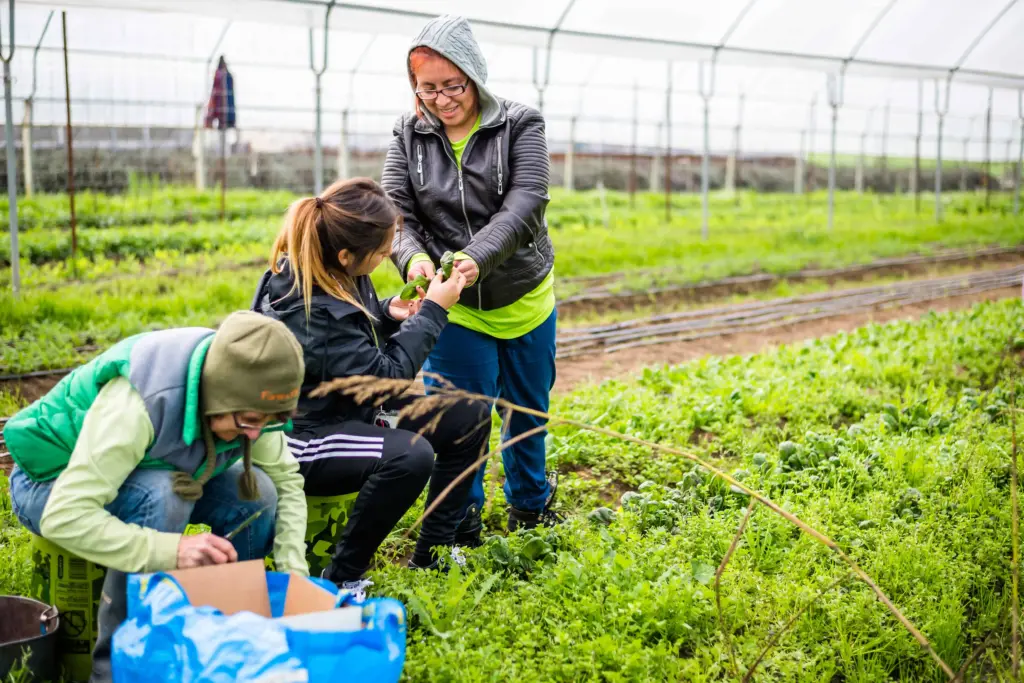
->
[7, 0, 1024, 158]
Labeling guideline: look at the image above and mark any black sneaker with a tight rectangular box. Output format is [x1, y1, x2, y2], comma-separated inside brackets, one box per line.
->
[453, 504, 483, 548]
[320, 568, 373, 602]
[507, 473, 566, 533]
[409, 546, 467, 572]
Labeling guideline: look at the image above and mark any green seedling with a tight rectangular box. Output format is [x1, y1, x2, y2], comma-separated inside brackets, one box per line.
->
[399, 251, 457, 300]
[440, 251, 455, 279]
[400, 275, 431, 300]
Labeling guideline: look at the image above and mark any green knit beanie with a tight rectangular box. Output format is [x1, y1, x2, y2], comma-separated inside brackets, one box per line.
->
[200, 311, 305, 417]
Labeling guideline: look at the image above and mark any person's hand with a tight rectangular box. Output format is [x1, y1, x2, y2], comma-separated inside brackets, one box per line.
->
[388, 291, 424, 321]
[177, 533, 238, 569]
[424, 269, 467, 310]
[454, 258, 479, 286]
[408, 260, 436, 282]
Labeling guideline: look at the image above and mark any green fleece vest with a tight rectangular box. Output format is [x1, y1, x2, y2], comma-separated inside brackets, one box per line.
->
[4, 328, 256, 483]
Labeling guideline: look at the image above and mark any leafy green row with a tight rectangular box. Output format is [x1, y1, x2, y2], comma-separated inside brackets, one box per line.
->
[0, 218, 279, 266]
[362, 298, 1022, 681]
[0, 187, 296, 231]
[3, 205, 1024, 373]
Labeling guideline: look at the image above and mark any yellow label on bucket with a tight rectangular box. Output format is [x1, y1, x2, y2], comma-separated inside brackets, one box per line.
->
[29, 534, 107, 683]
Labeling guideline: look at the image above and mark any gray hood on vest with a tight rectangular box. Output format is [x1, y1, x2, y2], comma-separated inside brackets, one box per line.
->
[408, 15, 503, 129]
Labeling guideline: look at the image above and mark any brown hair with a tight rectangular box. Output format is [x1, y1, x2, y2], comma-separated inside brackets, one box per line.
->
[408, 46, 475, 121]
[269, 177, 400, 316]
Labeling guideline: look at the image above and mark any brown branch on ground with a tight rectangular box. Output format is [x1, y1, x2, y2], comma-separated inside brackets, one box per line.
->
[951, 607, 1010, 683]
[313, 372, 956, 680]
[716, 498, 757, 680]
[401, 423, 549, 540]
[742, 574, 852, 683]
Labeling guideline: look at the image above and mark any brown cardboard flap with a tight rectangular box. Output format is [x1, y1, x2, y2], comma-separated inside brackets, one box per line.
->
[282, 571, 338, 617]
[168, 559, 272, 618]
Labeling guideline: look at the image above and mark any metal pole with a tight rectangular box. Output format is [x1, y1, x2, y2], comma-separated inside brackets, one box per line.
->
[827, 69, 845, 231]
[1005, 121, 1014, 192]
[340, 36, 374, 181]
[532, 0, 577, 116]
[532, 47, 544, 113]
[880, 100, 890, 191]
[565, 116, 576, 191]
[197, 22, 231, 192]
[629, 81, 638, 208]
[934, 76, 952, 222]
[339, 108, 350, 179]
[960, 119, 973, 192]
[309, 2, 334, 195]
[732, 93, 745, 204]
[665, 61, 672, 223]
[795, 129, 805, 194]
[857, 107, 874, 194]
[650, 121, 661, 192]
[1016, 90, 1023, 216]
[61, 12, 77, 270]
[806, 95, 818, 195]
[914, 81, 922, 212]
[985, 87, 993, 208]
[219, 123, 226, 219]
[1, 0, 19, 294]
[23, 11, 53, 198]
[698, 55, 717, 240]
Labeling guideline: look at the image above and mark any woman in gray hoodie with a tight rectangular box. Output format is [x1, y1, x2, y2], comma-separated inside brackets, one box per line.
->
[382, 15, 562, 546]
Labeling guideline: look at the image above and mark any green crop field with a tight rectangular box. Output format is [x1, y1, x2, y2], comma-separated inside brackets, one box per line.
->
[2, 187, 1024, 681]
[2, 188, 1022, 383]
[4, 297, 1023, 680]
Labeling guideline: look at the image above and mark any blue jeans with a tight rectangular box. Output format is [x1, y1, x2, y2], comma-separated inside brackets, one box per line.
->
[423, 309, 557, 514]
[9, 460, 279, 566]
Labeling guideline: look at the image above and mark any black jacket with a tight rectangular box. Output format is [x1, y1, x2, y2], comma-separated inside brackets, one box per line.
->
[382, 98, 555, 311]
[251, 260, 448, 426]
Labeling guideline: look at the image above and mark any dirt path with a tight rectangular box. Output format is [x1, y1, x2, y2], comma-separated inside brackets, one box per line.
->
[557, 248, 1024, 317]
[553, 286, 1021, 393]
[4, 286, 1020, 409]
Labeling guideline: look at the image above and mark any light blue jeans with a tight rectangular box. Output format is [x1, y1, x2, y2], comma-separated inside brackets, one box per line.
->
[9, 460, 279, 564]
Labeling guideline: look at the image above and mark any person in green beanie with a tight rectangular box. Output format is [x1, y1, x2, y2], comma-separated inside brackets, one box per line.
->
[4, 310, 310, 683]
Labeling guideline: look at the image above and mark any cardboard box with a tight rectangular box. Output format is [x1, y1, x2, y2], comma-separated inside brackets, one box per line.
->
[162, 559, 363, 631]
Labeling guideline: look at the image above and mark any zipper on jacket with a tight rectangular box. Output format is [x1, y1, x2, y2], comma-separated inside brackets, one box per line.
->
[425, 127, 484, 308]
[430, 129, 474, 244]
[496, 136, 504, 196]
[416, 144, 424, 186]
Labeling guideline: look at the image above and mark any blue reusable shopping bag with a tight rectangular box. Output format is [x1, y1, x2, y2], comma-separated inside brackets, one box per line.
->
[111, 570, 406, 682]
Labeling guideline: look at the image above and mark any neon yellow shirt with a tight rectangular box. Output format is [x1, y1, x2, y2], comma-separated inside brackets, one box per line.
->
[408, 114, 555, 340]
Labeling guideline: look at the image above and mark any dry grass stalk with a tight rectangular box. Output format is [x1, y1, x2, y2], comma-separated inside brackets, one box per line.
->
[402, 423, 549, 540]
[313, 373, 955, 679]
[951, 608, 1008, 683]
[485, 406, 516, 518]
[308, 375, 413, 405]
[742, 573, 852, 683]
[717, 497, 757, 680]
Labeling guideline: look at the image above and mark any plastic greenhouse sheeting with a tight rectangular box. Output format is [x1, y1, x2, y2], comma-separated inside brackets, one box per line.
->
[6, 0, 1024, 156]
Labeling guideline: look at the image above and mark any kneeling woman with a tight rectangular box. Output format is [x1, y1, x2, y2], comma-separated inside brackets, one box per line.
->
[252, 177, 489, 587]
[5, 311, 310, 681]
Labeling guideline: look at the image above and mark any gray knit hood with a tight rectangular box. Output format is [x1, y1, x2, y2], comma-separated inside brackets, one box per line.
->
[408, 15, 504, 129]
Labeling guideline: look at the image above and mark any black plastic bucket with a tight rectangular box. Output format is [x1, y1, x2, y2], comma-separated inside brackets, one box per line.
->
[0, 595, 60, 681]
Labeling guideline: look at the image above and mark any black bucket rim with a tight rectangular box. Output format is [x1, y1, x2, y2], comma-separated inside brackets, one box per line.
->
[0, 595, 61, 649]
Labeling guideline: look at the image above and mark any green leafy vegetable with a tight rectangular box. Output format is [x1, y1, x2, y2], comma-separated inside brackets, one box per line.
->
[400, 274, 430, 300]
[440, 251, 455, 280]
